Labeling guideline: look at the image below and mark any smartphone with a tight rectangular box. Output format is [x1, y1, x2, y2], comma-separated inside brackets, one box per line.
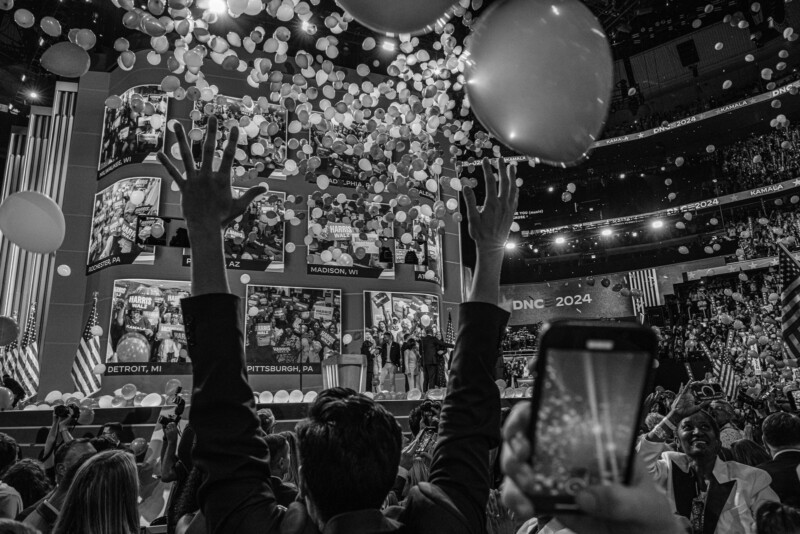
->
[528, 320, 657, 513]
[413, 426, 438, 458]
[691, 382, 725, 402]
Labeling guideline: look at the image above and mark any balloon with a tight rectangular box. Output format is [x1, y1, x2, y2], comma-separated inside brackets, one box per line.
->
[420, 314, 431, 327]
[0, 388, 13, 410]
[0, 0, 13, 11]
[90, 325, 103, 337]
[77, 407, 95, 425]
[98, 395, 114, 409]
[93, 363, 106, 374]
[40, 16, 62, 37]
[164, 378, 182, 396]
[0, 191, 65, 254]
[0, 316, 19, 346]
[465, 0, 612, 165]
[343, 334, 353, 345]
[133, 392, 147, 406]
[75, 29, 97, 50]
[44, 390, 62, 404]
[121, 383, 137, 400]
[116, 333, 150, 362]
[678, 246, 689, 254]
[150, 222, 165, 238]
[130, 437, 148, 456]
[129, 190, 145, 205]
[40, 42, 91, 78]
[56, 264, 71, 277]
[141, 393, 163, 407]
[337, 0, 457, 35]
[110, 395, 127, 408]
[14, 8, 33, 28]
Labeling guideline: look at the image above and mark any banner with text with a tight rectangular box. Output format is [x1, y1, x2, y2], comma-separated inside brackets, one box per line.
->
[87, 177, 161, 274]
[98, 85, 169, 179]
[307, 195, 395, 279]
[105, 279, 192, 376]
[182, 189, 285, 272]
[245, 285, 341, 374]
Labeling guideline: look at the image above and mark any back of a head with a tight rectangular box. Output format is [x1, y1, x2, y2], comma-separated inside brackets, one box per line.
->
[0, 519, 40, 534]
[762, 412, 800, 450]
[264, 434, 288, 466]
[296, 387, 401, 521]
[730, 439, 772, 467]
[0, 434, 18, 474]
[2, 458, 51, 509]
[52, 449, 139, 534]
[757, 502, 800, 534]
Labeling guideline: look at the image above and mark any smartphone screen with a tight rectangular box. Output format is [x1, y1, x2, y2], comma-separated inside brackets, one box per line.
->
[530, 343, 652, 511]
[414, 426, 438, 457]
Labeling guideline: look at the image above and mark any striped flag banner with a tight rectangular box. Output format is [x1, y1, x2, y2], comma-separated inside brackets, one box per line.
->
[780, 243, 800, 361]
[15, 304, 40, 400]
[628, 268, 661, 317]
[1, 312, 19, 377]
[712, 355, 739, 402]
[71, 293, 103, 397]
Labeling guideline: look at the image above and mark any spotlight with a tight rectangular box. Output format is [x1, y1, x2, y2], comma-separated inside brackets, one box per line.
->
[619, 173, 626, 179]
[505, 242, 517, 250]
[652, 220, 663, 229]
[381, 40, 396, 52]
[601, 228, 612, 237]
[555, 236, 565, 244]
[208, 0, 226, 14]
[533, 248, 538, 253]
[632, 231, 638, 237]
[548, 186, 554, 192]
[28, 91, 39, 100]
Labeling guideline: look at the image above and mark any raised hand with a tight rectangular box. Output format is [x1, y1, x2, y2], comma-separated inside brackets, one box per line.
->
[461, 158, 519, 305]
[157, 116, 264, 230]
[462, 158, 519, 254]
[669, 382, 709, 420]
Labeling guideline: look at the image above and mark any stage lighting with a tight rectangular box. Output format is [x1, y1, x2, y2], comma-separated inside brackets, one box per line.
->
[505, 242, 517, 250]
[381, 40, 396, 52]
[652, 220, 664, 229]
[601, 228, 612, 236]
[28, 91, 39, 100]
[555, 236, 565, 244]
[208, 0, 226, 14]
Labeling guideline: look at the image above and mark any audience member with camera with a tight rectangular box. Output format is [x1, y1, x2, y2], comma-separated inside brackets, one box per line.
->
[158, 119, 518, 533]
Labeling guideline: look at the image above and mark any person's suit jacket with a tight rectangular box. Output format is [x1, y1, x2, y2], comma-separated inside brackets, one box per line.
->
[382, 340, 401, 368]
[758, 450, 800, 507]
[181, 293, 508, 534]
[420, 335, 450, 366]
[639, 438, 780, 534]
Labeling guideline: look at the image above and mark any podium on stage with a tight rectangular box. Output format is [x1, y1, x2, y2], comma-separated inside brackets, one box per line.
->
[322, 354, 367, 392]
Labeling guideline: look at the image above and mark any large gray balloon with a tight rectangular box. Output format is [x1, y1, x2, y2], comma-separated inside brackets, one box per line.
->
[466, 0, 614, 166]
[40, 42, 91, 78]
[337, 0, 457, 35]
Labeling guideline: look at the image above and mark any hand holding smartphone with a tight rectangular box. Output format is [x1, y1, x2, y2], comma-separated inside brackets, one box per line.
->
[526, 320, 657, 513]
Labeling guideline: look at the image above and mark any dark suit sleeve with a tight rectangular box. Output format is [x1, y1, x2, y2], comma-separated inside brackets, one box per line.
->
[181, 294, 283, 533]
[428, 302, 509, 531]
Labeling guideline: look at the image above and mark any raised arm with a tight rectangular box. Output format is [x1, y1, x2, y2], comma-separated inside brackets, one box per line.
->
[159, 118, 280, 534]
[425, 159, 517, 530]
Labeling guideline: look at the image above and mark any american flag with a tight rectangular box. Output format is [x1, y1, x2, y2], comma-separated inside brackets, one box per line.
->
[445, 311, 455, 345]
[71, 293, 102, 397]
[1, 313, 19, 377]
[780, 244, 800, 361]
[712, 352, 739, 401]
[14, 304, 40, 400]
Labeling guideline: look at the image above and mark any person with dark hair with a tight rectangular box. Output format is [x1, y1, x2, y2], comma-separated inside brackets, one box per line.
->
[277, 431, 299, 487]
[420, 327, 451, 392]
[730, 439, 772, 467]
[158, 120, 518, 533]
[0, 519, 40, 534]
[758, 412, 800, 507]
[2, 459, 51, 511]
[0, 434, 20, 519]
[264, 434, 297, 507]
[756, 501, 800, 534]
[98, 423, 124, 447]
[710, 400, 745, 449]
[22, 451, 94, 534]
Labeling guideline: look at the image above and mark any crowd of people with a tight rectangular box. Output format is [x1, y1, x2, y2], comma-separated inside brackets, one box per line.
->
[6, 118, 800, 534]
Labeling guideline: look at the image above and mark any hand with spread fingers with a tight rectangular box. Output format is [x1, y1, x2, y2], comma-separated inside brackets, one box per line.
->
[157, 116, 265, 230]
[461, 158, 519, 306]
[462, 158, 519, 254]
